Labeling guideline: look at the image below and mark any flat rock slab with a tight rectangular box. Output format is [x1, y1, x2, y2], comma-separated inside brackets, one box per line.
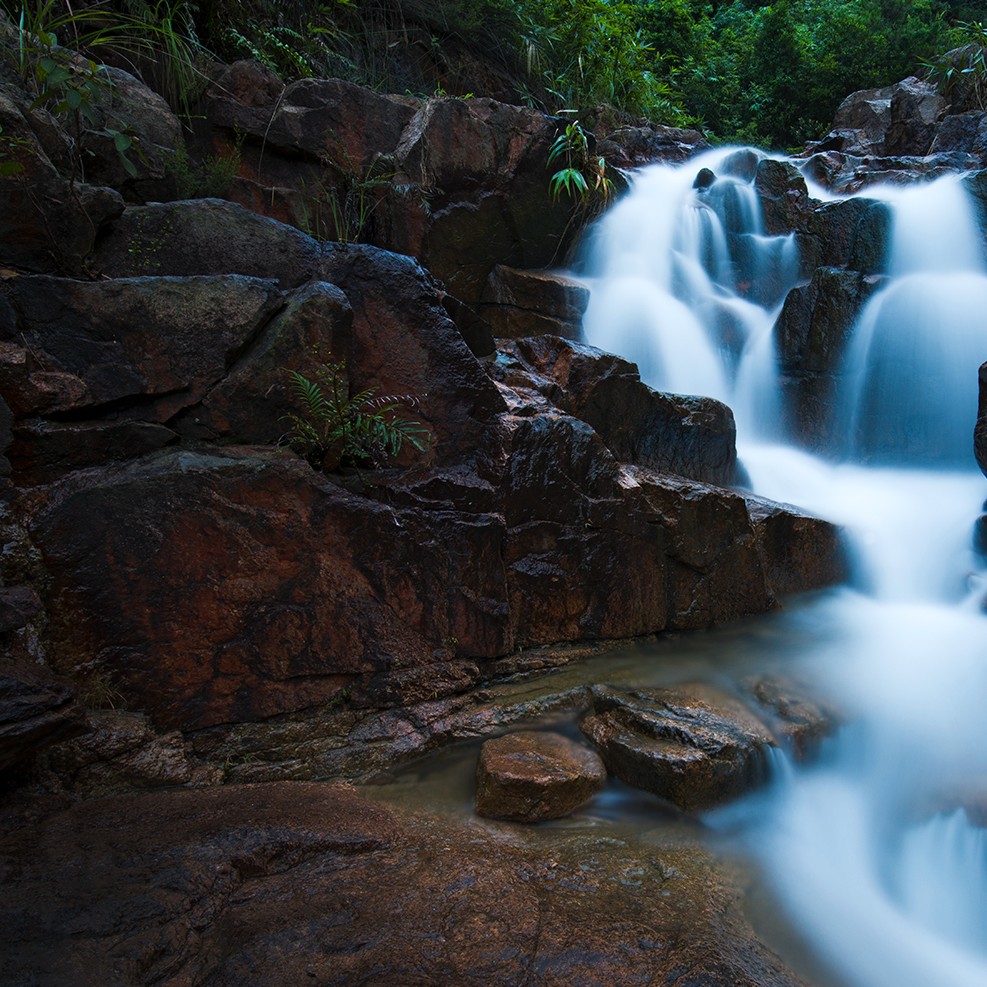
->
[581, 683, 777, 811]
[475, 729, 605, 822]
[0, 781, 807, 986]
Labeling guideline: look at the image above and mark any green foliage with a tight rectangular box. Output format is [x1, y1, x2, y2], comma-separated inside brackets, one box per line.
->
[281, 358, 430, 471]
[547, 120, 614, 203]
[169, 135, 242, 197]
[923, 19, 987, 109]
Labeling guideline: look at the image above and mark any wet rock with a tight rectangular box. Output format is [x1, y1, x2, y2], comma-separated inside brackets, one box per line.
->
[479, 265, 589, 341]
[0, 275, 282, 422]
[0, 659, 88, 774]
[43, 710, 223, 796]
[746, 495, 849, 599]
[755, 158, 811, 235]
[581, 683, 776, 811]
[746, 675, 838, 761]
[809, 197, 890, 273]
[775, 267, 885, 451]
[596, 123, 708, 169]
[827, 83, 895, 155]
[494, 336, 739, 486]
[976, 360, 987, 479]
[0, 586, 42, 634]
[474, 730, 605, 821]
[0, 781, 807, 986]
[91, 198, 323, 286]
[694, 166, 717, 189]
[885, 77, 945, 157]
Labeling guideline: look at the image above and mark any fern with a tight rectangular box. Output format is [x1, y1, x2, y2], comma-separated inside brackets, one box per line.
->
[281, 358, 429, 471]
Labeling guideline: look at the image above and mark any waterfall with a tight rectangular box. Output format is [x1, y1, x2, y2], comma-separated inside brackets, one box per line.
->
[582, 153, 987, 987]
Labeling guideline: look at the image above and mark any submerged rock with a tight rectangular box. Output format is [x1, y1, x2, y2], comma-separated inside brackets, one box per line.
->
[976, 361, 987, 479]
[581, 683, 777, 811]
[475, 730, 606, 822]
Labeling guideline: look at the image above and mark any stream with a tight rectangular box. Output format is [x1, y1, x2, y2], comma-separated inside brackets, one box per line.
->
[370, 149, 987, 986]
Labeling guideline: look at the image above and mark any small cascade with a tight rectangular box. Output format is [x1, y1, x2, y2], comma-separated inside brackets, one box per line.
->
[581, 148, 800, 438]
[581, 152, 987, 987]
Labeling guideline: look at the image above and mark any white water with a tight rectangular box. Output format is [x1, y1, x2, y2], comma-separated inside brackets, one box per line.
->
[582, 150, 987, 986]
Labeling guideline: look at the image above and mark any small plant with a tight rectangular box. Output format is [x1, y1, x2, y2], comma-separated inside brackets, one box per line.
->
[281, 357, 429, 471]
[547, 120, 613, 203]
[169, 135, 242, 198]
[923, 22, 987, 111]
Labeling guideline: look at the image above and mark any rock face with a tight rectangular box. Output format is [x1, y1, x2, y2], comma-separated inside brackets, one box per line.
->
[0, 781, 807, 987]
[581, 684, 777, 811]
[474, 730, 606, 821]
[480, 265, 589, 340]
[0, 659, 88, 774]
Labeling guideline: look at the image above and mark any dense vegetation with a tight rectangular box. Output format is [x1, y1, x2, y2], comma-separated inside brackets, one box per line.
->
[4, 0, 987, 149]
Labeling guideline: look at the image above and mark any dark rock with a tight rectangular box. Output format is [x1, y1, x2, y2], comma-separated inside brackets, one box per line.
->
[746, 676, 839, 762]
[720, 148, 762, 182]
[319, 243, 507, 466]
[976, 361, 987, 479]
[630, 470, 777, 627]
[0, 393, 11, 478]
[0, 781, 807, 986]
[474, 730, 606, 821]
[0, 659, 88, 774]
[91, 199, 322, 286]
[76, 66, 182, 200]
[828, 83, 895, 155]
[479, 265, 589, 341]
[8, 420, 176, 485]
[0, 586, 41, 634]
[746, 495, 849, 599]
[494, 336, 739, 486]
[776, 267, 884, 377]
[755, 159, 811, 234]
[775, 267, 885, 450]
[693, 166, 717, 190]
[884, 77, 945, 157]
[596, 123, 709, 169]
[809, 197, 890, 273]
[581, 683, 776, 810]
[245, 78, 416, 171]
[0, 275, 282, 422]
[43, 710, 223, 796]
[0, 82, 125, 274]
[28, 447, 513, 731]
[930, 111, 987, 155]
[178, 281, 354, 445]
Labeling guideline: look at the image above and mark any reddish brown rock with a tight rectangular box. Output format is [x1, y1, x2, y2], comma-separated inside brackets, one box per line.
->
[474, 730, 605, 821]
[494, 336, 739, 486]
[0, 781, 807, 986]
[755, 158, 811, 235]
[480, 265, 589, 340]
[581, 683, 777, 811]
[746, 675, 839, 762]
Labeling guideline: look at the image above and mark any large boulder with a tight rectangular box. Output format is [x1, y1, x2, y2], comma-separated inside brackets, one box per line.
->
[0, 275, 282, 422]
[493, 335, 739, 486]
[91, 198, 323, 286]
[480, 265, 589, 341]
[884, 76, 946, 157]
[474, 730, 606, 822]
[808, 197, 891, 273]
[580, 683, 777, 811]
[755, 159, 811, 235]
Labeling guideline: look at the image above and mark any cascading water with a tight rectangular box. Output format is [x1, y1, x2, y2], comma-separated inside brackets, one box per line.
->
[581, 149, 987, 986]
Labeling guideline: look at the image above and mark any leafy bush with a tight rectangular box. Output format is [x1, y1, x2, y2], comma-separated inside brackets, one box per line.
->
[547, 120, 613, 203]
[281, 358, 430, 471]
